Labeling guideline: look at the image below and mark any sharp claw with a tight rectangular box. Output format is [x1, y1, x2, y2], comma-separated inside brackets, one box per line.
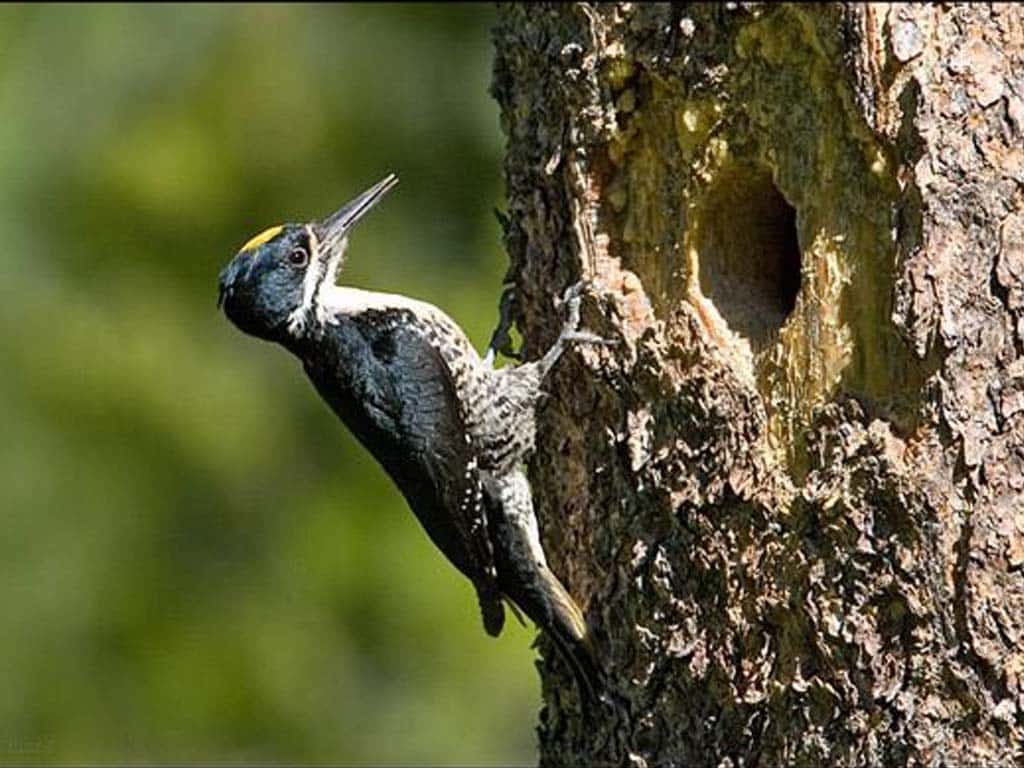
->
[554, 281, 616, 349]
[557, 279, 587, 309]
[556, 281, 588, 336]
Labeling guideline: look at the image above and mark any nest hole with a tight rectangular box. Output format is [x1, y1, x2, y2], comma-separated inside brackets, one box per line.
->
[695, 165, 801, 350]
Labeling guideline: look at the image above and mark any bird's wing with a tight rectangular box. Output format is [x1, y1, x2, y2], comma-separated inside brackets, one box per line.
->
[347, 307, 499, 588]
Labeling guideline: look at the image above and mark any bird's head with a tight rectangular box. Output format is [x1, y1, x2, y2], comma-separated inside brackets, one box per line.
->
[218, 174, 398, 343]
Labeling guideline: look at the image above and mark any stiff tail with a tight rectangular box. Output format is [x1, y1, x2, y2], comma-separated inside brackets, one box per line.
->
[535, 565, 604, 709]
[482, 470, 605, 708]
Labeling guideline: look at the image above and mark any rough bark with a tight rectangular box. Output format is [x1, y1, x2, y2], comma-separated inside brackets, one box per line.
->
[491, 3, 1024, 766]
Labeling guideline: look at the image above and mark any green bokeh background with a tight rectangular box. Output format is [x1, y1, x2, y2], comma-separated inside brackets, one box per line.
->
[0, 4, 541, 764]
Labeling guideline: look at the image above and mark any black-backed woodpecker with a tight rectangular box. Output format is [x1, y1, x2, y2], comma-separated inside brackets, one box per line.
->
[217, 175, 604, 704]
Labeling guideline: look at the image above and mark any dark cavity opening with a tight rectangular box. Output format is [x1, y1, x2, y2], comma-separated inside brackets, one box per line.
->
[696, 165, 802, 350]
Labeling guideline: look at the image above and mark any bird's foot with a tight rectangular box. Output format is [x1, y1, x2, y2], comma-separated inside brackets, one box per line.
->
[555, 281, 616, 350]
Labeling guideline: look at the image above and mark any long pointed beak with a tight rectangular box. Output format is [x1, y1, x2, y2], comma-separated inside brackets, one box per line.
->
[319, 173, 398, 245]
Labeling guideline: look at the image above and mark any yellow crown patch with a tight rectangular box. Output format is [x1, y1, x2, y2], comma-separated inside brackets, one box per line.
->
[239, 225, 284, 254]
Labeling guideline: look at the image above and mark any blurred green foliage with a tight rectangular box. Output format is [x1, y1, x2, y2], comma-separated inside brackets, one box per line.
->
[0, 4, 540, 764]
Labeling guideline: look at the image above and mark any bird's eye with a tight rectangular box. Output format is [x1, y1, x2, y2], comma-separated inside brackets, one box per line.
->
[287, 247, 309, 268]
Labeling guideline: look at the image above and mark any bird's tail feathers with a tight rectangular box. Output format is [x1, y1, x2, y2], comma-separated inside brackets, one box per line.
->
[536, 566, 605, 710]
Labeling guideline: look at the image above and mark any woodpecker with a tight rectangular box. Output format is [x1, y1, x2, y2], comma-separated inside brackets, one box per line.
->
[217, 174, 604, 704]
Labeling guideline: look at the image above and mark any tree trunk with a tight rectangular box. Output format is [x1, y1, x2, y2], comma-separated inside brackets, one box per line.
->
[491, 3, 1024, 766]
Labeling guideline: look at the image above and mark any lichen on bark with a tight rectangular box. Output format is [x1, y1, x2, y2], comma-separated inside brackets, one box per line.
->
[493, 3, 1024, 766]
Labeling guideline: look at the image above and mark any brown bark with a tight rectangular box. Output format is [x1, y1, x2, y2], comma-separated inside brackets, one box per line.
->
[491, 3, 1024, 766]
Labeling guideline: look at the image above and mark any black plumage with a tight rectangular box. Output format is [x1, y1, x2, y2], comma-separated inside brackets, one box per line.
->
[300, 302, 504, 635]
[217, 176, 603, 705]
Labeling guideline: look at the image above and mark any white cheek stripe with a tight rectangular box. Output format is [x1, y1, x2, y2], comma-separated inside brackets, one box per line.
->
[287, 225, 328, 335]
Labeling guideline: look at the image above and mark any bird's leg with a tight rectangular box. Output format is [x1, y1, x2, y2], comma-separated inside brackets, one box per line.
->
[537, 281, 615, 378]
[483, 283, 523, 367]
